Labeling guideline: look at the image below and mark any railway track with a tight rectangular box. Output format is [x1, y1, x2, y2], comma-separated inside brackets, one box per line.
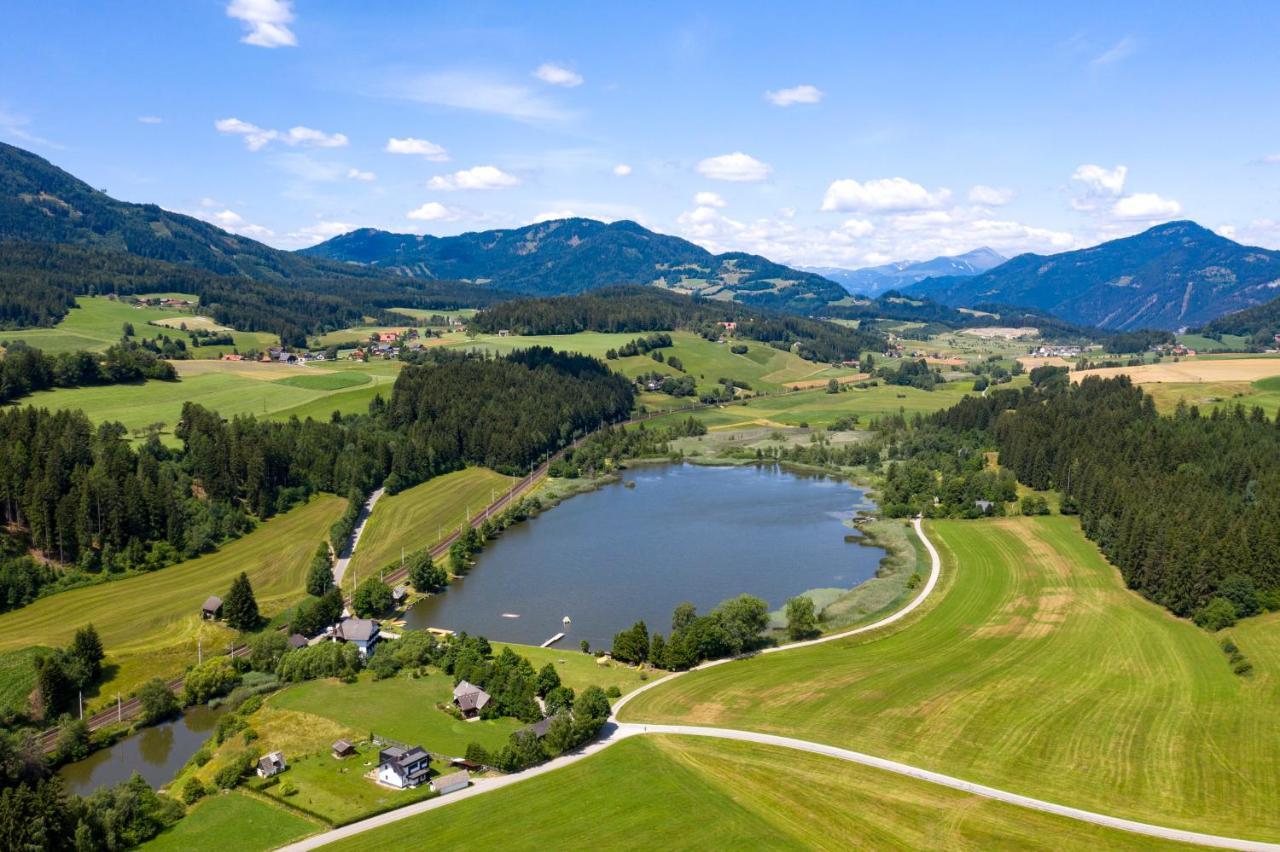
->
[38, 386, 813, 751]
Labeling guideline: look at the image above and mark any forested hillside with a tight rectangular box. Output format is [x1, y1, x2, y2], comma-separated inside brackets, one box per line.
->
[0, 348, 629, 611]
[0, 142, 368, 281]
[1198, 292, 1280, 348]
[0, 241, 498, 345]
[468, 286, 882, 362]
[302, 219, 846, 312]
[930, 378, 1280, 621]
[905, 221, 1280, 330]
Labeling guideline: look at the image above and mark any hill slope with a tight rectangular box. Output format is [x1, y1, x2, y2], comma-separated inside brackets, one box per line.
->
[302, 219, 847, 312]
[0, 142, 367, 281]
[904, 222, 1280, 330]
[807, 247, 1005, 296]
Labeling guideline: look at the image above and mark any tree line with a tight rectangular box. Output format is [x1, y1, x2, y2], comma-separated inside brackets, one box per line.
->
[0, 340, 176, 405]
[468, 285, 883, 363]
[924, 377, 1280, 623]
[0, 347, 632, 619]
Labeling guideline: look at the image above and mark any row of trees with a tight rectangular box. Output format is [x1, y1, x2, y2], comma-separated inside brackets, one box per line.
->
[468, 285, 883, 363]
[611, 595, 771, 670]
[0, 340, 176, 405]
[925, 378, 1280, 623]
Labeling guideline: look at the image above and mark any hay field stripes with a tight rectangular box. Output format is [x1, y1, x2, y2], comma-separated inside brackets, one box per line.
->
[288, 520, 1271, 850]
[618, 517, 1280, 842]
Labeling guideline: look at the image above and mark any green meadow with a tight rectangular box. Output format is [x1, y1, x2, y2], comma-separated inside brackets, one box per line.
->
[2, 295, 275, 356]
[621, 516, 1280, 843]
[344, 468, 517, 582]
[0, 496, 345, 705]
[20, 359, 399, 441]
[141, 792, 319, 852]
[322, 735, 1178, 851]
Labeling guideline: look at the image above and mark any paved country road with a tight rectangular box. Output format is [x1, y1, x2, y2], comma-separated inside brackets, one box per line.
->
[279, 518, 1279, 851]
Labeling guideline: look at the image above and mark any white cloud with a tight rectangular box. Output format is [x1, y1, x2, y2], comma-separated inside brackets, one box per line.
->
[1262, 153, 1280, 164]
[385, 137, 449, 161]
[346, 167, 376, 182]
[1091, 36, 1137, 68]
[764, 84, 823, 107]
[137, 115, 163, 125]
[215, 118, 347, 151]
[694, 191, 726, 208]
[968, 185, 1014, 206]
[390, 71, 571, 123]
[840, 218, 874, 237]
[226, 0, 296, 48]
[613, 163, 632, 176]
[696, 152, 772, 182]
[192, 206, 274, 239]
[534, 63, 583, 87]
[282, 126, 348, 147]
[1217, 219, 1280, 249]
[1111, 192, 1182, 220]
[531, 209, 577, 224]
[279, 220, 357, 248]
[407, 202, 459, 221]
[821, 177, 950, 213]
[1071, 163, 1127, 196]
[427, 165, 520, 191]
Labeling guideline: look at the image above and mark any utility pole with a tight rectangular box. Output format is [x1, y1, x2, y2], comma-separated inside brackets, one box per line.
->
[79, 691, 83, 720]
[198, 639, 202, 665]
[117, 694, 122, 723]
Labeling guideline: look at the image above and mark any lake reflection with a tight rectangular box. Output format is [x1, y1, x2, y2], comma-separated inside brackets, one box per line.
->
[403, 464, 882, 649]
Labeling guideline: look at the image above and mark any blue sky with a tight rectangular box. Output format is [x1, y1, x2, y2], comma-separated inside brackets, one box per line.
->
[2, 1, 1278, 267]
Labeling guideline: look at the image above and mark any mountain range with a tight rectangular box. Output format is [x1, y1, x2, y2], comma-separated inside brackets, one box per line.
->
[805, 247, 1006, 296]
[904, 221, 1280, 331]
[301, 220, 847, 313]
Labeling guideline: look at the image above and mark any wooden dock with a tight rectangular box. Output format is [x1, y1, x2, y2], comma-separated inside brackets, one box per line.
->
[540, 632, 566, 648]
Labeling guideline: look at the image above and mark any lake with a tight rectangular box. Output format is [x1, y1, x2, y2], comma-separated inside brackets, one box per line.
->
[59, 705, 223, 796]
[402, 463, 883, 649]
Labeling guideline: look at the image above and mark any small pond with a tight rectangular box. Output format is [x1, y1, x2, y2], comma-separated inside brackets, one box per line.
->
[59, 705, 224, 796]
[402, 463, 883, 649]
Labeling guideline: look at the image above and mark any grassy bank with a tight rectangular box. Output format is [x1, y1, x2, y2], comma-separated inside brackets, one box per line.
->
[621, 516, 1280, 842]
[344, 468, 517, 582]
[0, 496, 345, 705]
[141, 791, 319, 852]
[321, 735, 1175, 851]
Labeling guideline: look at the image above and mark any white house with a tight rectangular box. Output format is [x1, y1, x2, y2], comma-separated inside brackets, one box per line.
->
[335, 617, 379, 657]
[377, 745, 431, 789]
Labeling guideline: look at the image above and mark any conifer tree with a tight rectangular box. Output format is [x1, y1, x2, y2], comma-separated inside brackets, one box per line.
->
[224, 572, 260, 631]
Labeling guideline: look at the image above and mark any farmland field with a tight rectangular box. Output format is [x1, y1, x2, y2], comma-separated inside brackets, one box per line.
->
[0, 496, 345, 704]
[454, 330, 862, 395]
[323, 735, 1176, 851]
[1072, 356, 1280, 385]
[620, 516, 1280, 842]
[20, 359, 399, 441]
[1, 295, 276, 356]
[1142, 374, 1280, 418]
[344, 468, 517, 582]
[141, 791, 319, 852]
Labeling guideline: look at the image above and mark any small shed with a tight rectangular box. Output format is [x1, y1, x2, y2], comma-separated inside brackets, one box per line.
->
[431, 770, 469, 795]
[288, 633, 309, 650]
[256, 751, 287, 778]
[449, 757, 483, 771]
[522, 715, 558, 740]
[201, 596, 223, 620]
[974, 500, 993, 513]
[331, 739, 356, 759]
[391, 585, 408, 605]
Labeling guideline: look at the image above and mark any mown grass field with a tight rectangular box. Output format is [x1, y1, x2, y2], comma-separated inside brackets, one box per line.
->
[0, 496, 344, 705]
[323, 735, 1177, 851]
[1143, 374, 1280, 418]
[621, 516, 1280, 842]
[345, 468, 516, 581]
[0, 647, 47, 715]
[21, 359, 399, 441]
[141, 791, 319, 852]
